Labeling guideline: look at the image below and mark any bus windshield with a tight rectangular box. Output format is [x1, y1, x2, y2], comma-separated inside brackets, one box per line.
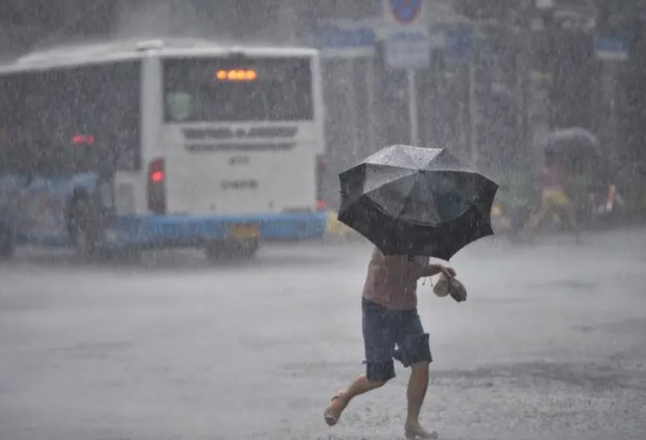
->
[163, 56, 313, 123]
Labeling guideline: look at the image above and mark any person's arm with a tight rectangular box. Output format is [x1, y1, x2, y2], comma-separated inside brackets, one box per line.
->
[419, 263, 456, 279]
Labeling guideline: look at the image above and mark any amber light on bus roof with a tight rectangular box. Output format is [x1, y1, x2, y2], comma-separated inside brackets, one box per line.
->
[215, 69, 257, 81]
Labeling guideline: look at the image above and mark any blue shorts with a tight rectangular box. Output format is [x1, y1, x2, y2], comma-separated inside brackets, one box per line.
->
[362, 297, 433, 382]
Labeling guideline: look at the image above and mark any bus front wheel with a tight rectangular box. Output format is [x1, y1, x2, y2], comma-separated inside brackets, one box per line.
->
[205, 239, 259, 262]
[103, 247, 142, 265]
[0, 225, 15, 260]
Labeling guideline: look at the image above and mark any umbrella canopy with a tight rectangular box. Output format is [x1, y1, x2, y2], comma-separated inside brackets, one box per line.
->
[541, 127, 605, 175]
[546, 127, 599, 148]
[338, 145, 499, 260]
[543, 127, 600, 157]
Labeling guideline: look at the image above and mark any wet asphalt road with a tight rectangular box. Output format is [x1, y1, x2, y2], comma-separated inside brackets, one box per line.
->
[1, 230, 645, 440]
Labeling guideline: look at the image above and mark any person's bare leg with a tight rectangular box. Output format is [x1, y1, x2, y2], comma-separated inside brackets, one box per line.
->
[563, 203, 581, 243]
[404, 361, 437, 439]
[524, 200, 549, 234]
[324, 375, 387, 426]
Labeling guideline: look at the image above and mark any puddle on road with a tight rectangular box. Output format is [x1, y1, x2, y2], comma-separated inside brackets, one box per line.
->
[527, 279, 598, 292]
[432, 361, 646, 392]
[48, 341, 134, 360]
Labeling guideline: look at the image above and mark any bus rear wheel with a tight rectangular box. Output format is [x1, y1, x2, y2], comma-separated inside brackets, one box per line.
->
[205, 239, 259, 262]
[0, 225, 15, 260]
[70, 198, 101, 261]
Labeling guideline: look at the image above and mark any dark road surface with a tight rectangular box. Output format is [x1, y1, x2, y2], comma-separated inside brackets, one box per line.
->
[1, 230, 646, 440]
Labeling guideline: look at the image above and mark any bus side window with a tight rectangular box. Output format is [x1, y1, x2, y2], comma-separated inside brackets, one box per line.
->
[0, 78, 24, 176]
[0, 129, 8, 175]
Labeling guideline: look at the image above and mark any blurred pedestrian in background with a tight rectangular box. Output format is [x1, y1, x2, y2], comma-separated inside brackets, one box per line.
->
[523, 146, 581, 243]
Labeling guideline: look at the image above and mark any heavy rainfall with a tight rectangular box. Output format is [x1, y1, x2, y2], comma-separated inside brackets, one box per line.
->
[0, 1, 645, 439]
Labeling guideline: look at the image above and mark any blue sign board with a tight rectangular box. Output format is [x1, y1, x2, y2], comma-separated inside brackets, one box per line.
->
[445, 28, 473, 62]
[389, 0, 423, 24]
[315, 21, 376, 58]
[594, 36, 628, 61]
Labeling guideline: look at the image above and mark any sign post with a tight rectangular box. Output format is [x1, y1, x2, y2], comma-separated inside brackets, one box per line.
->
[407, 69, 419, 145]
[593, 35, 626, 155]
[315, 19, 377, 163]
[445, 27, 477, 165]
[468, 52, 478, 167]
[365, 59, 377, 152]
[383, 0, 429, 146]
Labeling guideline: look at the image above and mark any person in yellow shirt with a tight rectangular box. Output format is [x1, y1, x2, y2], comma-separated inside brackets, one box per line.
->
[524, 147, 581, 243]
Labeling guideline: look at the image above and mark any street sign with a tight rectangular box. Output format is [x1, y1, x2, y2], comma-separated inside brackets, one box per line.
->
[535, 0, 555, 9]
[315, 20, 376, 58]
[387, 0, 423, 24]
[594, 36, 628, 62]
[384, 31, 432, 69]
[382, 0, 430, 69]
[445, 28, 473, 63]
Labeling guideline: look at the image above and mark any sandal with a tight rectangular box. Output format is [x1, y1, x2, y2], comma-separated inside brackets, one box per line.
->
[323, 391, 347, 427]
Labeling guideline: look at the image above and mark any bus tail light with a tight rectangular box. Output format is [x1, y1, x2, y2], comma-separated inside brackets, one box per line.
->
[316, 155, 326, 176]
[316, 155, 326, 211]
[147, 158, 166, 214]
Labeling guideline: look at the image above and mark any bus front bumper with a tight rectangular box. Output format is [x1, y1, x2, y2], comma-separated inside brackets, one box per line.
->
[102, 212, 327, 249]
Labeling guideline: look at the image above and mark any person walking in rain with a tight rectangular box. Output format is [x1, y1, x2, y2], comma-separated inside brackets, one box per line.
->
[523, 146, 581, 243]
[324, 247, 456, 439]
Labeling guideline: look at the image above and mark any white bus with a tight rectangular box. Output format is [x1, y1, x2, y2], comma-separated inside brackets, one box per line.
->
[0, 38, 327, 261]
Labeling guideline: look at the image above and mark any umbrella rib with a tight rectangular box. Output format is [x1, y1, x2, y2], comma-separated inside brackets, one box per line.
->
[359, 171, 497, 226]
[393, 174, 423, 221]
[362, 168, 419, 201]
[341, 165, 419, 199]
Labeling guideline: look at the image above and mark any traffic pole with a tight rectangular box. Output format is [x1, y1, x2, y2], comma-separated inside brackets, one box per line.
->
[407, 68, 419, 146]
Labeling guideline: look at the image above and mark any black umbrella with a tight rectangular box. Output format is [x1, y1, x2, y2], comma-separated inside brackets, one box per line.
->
[338, 145, 499, 260]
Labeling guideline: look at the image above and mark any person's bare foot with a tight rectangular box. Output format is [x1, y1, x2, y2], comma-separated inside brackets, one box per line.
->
[404, 422, 438, 439]
[323, 391, 348, 427]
